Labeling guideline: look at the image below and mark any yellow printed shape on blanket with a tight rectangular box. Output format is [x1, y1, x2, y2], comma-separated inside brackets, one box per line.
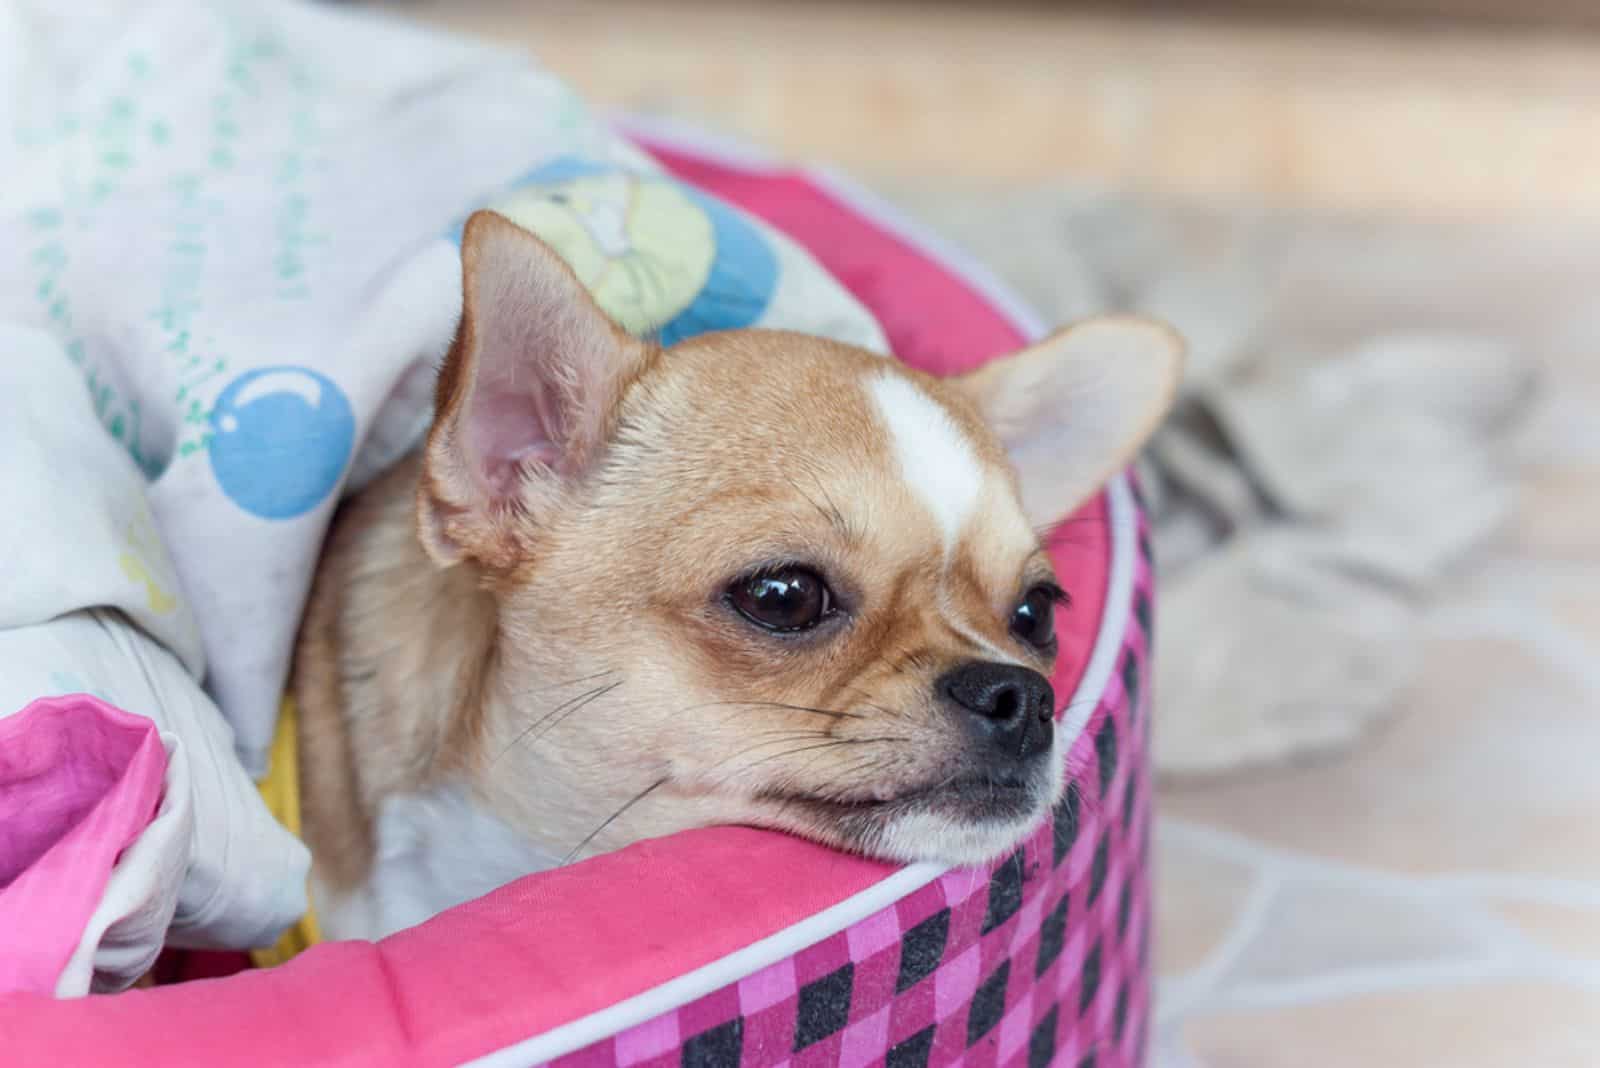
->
[119, 512, 179, 615]
[251, 697, 323, 966]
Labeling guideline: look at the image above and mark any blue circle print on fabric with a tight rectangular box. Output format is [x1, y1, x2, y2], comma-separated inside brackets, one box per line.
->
[208, 366, 355, 520]
[661, 185, 777, 346]
[453, 156, 778, 345]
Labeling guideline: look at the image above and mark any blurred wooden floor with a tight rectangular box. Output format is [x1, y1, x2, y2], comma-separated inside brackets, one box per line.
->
[375, 0, 1600, 223]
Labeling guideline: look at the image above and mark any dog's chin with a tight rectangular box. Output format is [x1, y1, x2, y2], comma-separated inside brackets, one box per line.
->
[759, 756, 1066, 868]
[870, 804, 1050, 867]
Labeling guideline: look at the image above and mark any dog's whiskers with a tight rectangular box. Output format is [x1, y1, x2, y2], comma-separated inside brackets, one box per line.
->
[839, 685, 907, 724]
[528, 669, 619, 695]
[495, 678, 624, 765]
[560, 777, 668, 865]
[812, 752, 903, 797]
[689, 699, 865, 721]
[500, 668, 621, 705]
[702, 730, 847, 777]
[707, 734, 912, 793]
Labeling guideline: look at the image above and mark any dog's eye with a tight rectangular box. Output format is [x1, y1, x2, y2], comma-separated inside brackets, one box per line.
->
[1010, 584, 1065, 650]
[728, 568, 833, 633]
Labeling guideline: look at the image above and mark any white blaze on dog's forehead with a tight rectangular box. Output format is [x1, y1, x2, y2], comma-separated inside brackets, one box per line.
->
[866, 371, 985, 551]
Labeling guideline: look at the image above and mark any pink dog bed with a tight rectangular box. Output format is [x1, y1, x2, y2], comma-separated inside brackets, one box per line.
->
[1, 126, 1154, 1068]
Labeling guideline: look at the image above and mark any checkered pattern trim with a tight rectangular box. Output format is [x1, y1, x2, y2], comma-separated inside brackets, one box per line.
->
[549, 500, 1155, 1068]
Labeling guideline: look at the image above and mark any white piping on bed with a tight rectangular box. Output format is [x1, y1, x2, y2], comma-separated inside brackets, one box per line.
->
[461, 121, 1137, 1068]
[1061, 474, 1137, 742]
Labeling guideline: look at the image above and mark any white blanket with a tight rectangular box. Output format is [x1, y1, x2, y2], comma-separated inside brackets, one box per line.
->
[0, 0, 885, 989]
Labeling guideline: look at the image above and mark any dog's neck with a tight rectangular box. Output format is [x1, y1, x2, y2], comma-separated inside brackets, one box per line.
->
[295, 454, 532, 906]
[311, 783, 565, 942]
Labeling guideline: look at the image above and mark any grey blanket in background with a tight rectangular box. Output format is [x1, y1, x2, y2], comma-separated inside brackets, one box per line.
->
[877, 181, 1585, 777]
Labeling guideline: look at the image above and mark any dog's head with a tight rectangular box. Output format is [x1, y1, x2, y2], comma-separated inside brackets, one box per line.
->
[418, 211, 1180, 866]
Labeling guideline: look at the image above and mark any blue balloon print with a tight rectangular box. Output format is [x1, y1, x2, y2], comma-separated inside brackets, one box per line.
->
[209, 366, 355, 520]
[658, 187, 777, 346]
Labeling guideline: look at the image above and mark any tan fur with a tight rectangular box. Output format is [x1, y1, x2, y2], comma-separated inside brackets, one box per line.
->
[292, 211, 1182, 921]
[296, 454, 500, 892]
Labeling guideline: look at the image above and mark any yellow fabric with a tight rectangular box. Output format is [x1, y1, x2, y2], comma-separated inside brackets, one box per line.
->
[250, 696, 322, 967]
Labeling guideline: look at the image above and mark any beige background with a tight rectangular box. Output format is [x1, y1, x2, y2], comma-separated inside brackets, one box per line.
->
[379, 0, 1600, 223]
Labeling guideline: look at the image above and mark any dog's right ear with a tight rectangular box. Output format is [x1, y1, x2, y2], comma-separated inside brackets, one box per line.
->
[417, 210, 647, 569]
[952, 316, 1183, 530]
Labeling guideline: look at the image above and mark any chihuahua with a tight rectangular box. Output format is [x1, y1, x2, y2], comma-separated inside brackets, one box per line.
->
[292, 210, 1181, 940]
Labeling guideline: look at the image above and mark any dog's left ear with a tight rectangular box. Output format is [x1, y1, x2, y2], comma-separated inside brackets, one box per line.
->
[418, 210, 649, 569]
[954, 317, 1183, 528]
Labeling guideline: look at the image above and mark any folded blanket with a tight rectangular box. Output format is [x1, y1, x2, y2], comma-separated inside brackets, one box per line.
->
[1, 0, 886, 776]
[0, 0, 889, 988]
[0, 327, 310, 994]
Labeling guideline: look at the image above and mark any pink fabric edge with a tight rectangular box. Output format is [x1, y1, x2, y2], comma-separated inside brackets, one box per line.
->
[0, 138, 1117, 1068]
[0, 695, 168, 995]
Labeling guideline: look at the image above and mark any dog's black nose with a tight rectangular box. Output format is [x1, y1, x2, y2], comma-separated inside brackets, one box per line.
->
[939, 661, 1055, 761]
